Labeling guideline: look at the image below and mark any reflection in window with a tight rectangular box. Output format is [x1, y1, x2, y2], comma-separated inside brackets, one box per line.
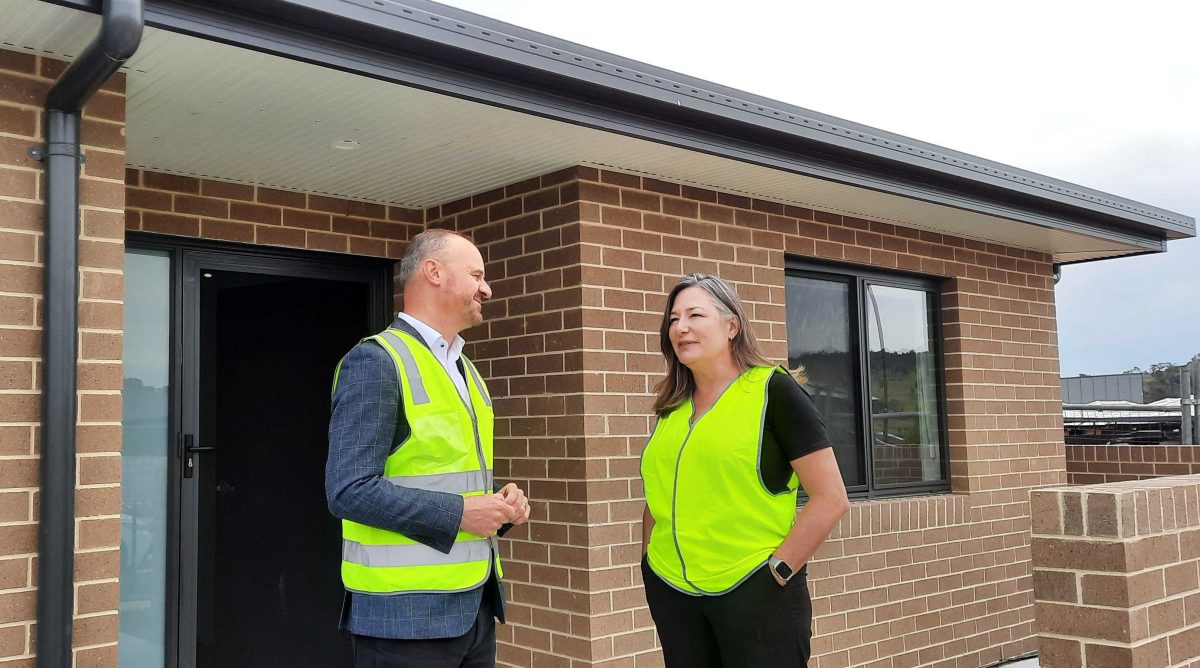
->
[119, 249, 171, 666]
[865, 285, 943, 486]
[786, 275, 863, 488]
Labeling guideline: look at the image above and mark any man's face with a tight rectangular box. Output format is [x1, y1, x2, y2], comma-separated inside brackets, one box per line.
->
[439, 236, 492, 331]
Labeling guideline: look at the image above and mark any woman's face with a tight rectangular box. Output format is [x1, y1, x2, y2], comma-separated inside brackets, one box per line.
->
[667, 286, 738, 370]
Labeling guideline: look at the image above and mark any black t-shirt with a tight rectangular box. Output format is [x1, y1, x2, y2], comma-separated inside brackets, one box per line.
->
[759, 372, 833, 494]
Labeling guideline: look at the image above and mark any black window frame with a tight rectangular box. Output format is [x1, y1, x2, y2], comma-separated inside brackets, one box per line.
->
[786, 258, 950, 499]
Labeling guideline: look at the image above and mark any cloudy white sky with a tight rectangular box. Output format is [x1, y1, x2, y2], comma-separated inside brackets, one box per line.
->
[438, 0, 1199, 377]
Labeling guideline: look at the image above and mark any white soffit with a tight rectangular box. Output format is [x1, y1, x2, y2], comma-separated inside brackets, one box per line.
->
[1, 0, 1147, 262]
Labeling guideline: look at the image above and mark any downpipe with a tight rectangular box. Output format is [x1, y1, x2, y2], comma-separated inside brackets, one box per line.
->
[34, 1, 142, 665]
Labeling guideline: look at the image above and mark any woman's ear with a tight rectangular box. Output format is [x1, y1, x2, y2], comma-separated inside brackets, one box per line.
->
[728, 318, 740, 341]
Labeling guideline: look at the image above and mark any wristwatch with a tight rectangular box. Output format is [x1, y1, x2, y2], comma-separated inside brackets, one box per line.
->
[768, 555, 795, 582]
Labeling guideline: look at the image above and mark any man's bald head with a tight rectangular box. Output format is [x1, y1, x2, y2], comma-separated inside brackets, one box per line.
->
[398, 229, 472, 286]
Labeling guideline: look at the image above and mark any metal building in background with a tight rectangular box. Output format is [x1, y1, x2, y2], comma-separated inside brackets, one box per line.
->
[1061, 373, 1145, 404]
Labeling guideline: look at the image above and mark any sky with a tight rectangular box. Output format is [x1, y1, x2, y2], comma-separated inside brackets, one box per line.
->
[435, 0, 1199, 377]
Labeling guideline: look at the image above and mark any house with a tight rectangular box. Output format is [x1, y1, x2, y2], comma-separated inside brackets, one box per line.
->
[0, 0, 1193, 666]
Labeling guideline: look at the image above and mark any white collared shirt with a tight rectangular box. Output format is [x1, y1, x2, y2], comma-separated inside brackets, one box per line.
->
[397, 312, 470, 403]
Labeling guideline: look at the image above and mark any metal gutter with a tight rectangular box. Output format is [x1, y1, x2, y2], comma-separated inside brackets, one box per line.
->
[43, 0, 1193, 249]
[34, 1, 142, 665]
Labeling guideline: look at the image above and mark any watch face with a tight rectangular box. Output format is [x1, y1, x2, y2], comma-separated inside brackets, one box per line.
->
[774, 560, 793, 580]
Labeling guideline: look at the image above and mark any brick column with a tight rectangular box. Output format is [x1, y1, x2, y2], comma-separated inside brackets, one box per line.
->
[1031, 475, 1200, 666]
[0, 50, 127, 666]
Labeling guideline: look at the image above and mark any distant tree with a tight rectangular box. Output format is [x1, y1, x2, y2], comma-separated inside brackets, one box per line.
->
[1124, 366, 1144, 374]
[1142, 362, 1182, 402]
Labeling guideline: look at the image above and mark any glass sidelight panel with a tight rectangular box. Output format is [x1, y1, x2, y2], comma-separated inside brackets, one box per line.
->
[118, 249, 172, 666]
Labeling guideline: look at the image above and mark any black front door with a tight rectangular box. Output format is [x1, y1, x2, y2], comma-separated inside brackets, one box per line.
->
[165, 244, 388, 668]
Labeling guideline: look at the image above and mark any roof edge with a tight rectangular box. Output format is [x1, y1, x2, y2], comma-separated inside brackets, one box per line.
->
[310, 0, 1194, 238]
[43, 0, 1195, 246]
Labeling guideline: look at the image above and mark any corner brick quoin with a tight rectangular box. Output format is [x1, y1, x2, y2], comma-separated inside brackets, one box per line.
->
[1031, 474, 1200, 667]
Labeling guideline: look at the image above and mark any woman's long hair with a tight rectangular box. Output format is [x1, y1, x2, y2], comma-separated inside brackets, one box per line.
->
[652, 273, 774, 415]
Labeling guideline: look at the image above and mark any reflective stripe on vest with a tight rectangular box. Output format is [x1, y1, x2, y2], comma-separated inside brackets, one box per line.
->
[335, 327, 500, 595]
[343, 538, 490, 567]
[462, 358, 492, 408]
[641, 366, 798, 595]
[375, 329, 430, 405]
[384, 470, 487, 494]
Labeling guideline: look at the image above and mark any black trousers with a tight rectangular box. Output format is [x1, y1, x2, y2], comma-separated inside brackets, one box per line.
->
[352, 594, 496, 668]
[641, 556, 812, 667]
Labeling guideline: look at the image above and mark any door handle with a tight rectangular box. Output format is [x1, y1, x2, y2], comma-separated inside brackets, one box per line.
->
[181, 434, 214, 478]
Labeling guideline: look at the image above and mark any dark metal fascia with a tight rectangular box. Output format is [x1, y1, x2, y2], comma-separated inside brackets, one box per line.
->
[43, 0, 1189, 249]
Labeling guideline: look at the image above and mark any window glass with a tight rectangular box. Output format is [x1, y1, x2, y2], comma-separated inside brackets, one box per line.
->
[865, 284, 943, 485]
[786, 275, 864, 488]
[119, 249, 171, 666]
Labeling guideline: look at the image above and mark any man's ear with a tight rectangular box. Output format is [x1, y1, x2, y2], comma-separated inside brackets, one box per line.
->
[421, 258, 442, 285]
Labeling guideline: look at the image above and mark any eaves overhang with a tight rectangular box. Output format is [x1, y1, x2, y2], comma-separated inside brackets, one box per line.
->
[39, 0, 1196, 259]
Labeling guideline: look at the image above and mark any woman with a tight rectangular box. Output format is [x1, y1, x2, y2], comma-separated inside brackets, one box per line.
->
[640, 273, 849, 667]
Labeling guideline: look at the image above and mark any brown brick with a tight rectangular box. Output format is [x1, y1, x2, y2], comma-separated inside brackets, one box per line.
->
[1031, 537, 1126, 571]
[230, 202, 282, 225]
[307, 231, 348, 252]
[0, 199, 40, 231]
[0, 525, 36, 557]
[1035, 601, 1139, 642]
[200, 179, 255, 200]
[126, 186, 172, 211]
[0, 492, 31, 523]
[256, 186, 307, 208]
[0, 166, 37, 199]
[73, 612, 118, 646]
[256, 225, 306, 248]
[142, 211, 200, 236]
[200, 219, 255, 243]
[143, 171, 199, 194]
[0, 231, 35, 262]
[283, 209, 332, 231]
[174, 194, 228, 217]
[0, 50, 37, 74]
[0, 72, 50, 106]
[308, 194, 350, 215]
[1032, 569, 1076, 603]
[0, 296, 34, 328]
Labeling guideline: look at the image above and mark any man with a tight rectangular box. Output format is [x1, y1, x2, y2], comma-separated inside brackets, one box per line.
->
[327, 228, 531, 667]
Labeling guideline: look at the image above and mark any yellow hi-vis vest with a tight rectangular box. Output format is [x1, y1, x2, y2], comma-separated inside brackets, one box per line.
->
[641, 366, 798, 594]
[334, 327, 501, 595]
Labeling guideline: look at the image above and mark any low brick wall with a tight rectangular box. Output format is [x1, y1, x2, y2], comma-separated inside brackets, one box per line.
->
[1067, 445, 1200, 485]
[1030, 475, 1200, 666]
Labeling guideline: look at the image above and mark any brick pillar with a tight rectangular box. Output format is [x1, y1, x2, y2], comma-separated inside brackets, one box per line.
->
[1031, 475, 1200, 666]
[0, 50, 127, 666]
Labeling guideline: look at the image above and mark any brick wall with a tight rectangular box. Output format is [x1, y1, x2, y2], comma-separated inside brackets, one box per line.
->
[0, 51, 127, 666]
[6, 38, 1069, 666]
[1068, 445, 1200, 485]
[562, 168, 1063, 668]
[1030, 475, 1200, 666]
[418, 166, 1062, 667]
[124, 168, 422, 278]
